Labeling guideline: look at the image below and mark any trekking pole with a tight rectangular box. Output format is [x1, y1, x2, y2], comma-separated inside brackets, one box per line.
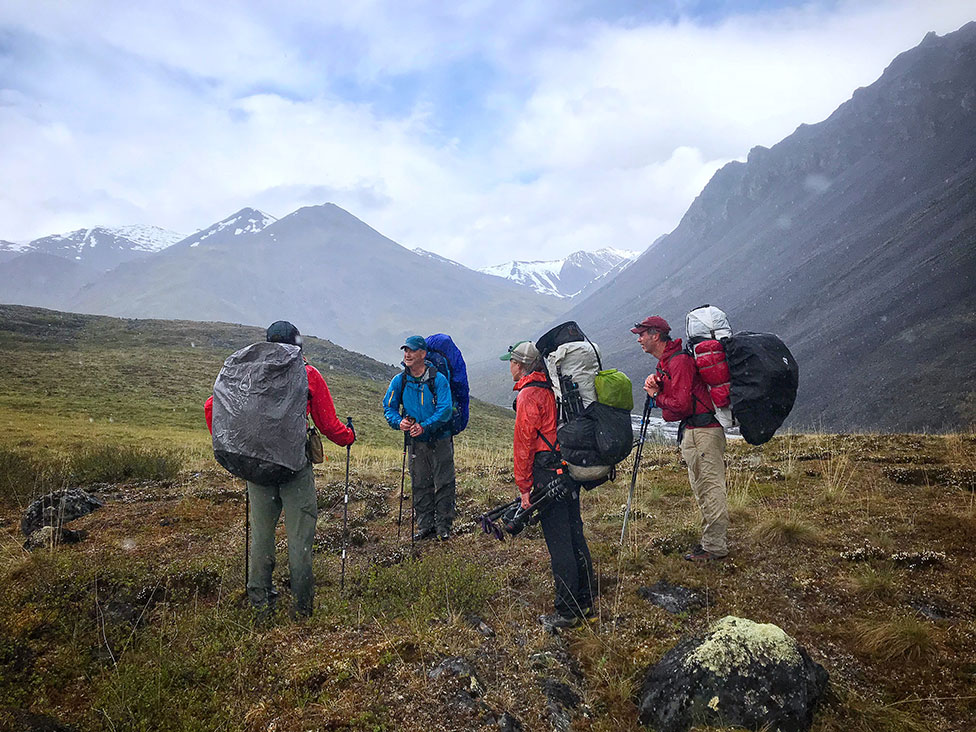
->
[340, 417, 353, 591]
[409, 437, 416, 552]
[244, 482, 250, 589]
[621, 395, 653, 545]
[397, 431, 408, 541]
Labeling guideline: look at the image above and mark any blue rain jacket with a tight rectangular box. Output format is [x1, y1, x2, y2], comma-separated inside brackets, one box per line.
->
[383, 362, 453, 442]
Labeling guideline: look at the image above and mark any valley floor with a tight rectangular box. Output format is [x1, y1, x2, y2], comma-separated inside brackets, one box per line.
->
[2, 433, 976, 731]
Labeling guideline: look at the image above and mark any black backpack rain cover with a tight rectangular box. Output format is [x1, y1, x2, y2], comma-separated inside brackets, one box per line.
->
[211, 341, 310, 485]
[558, 401, 634, 468]
[723, 332, 799, 446]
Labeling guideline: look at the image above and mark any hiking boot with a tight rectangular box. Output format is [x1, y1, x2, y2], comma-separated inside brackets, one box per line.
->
[683, 545, 727, 562]
[437, 530, 450, 542]
[539, 613, 580, 631]
[413, 527, 436, 542]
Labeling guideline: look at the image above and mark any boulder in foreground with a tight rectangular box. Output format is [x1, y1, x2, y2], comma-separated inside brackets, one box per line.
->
[638, 615, 828, 732]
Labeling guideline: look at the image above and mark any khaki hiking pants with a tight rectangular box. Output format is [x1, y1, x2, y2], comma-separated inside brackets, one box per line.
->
[679, 426, 729, 556]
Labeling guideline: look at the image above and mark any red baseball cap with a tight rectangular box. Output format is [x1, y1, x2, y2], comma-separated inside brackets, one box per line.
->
[631, 316, 671, 334]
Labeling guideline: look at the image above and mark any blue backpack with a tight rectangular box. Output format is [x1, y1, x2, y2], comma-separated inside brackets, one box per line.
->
[425, 333, 470, 435]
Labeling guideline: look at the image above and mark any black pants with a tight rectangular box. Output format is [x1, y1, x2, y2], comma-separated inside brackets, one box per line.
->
[534, 455, 595, 619]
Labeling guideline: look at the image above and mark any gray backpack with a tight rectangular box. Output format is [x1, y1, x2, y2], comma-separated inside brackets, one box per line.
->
[211, 341, 309, 485]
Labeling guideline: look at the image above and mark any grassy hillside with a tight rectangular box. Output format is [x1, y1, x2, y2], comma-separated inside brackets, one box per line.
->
[1, 306, 975, 731]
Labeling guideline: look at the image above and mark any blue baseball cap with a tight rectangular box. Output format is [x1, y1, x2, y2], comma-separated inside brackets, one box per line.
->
[401, 335, 427, 351]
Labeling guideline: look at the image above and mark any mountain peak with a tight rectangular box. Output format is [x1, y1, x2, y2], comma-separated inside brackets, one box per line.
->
[480, 247, 639, 298]
[179, 208, 276, 249]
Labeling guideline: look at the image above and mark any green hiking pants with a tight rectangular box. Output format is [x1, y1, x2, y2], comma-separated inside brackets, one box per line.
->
[246, 464, 317, 616]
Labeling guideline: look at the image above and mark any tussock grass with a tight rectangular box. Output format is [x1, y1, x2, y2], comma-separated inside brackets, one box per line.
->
[822, 451, 855, 501]
[855, 616, 935, 661]
[847, 564, 898, 599]
[751, 513, 818, 545]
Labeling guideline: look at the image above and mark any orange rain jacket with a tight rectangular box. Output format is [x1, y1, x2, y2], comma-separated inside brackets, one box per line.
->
[512, 370, 557, 494]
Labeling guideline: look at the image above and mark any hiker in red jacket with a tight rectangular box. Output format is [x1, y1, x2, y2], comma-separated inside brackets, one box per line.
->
[205, 321, 354, 620]
[504, 340, 594, 628]
[634, 316, 729, 562]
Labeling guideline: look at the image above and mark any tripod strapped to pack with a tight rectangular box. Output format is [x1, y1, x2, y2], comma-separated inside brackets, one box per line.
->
[477, 431, 575, 541]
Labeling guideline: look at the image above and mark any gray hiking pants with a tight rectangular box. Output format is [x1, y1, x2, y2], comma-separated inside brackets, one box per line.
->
[246, 464, 317, 616]
[409, 436, 456, 533]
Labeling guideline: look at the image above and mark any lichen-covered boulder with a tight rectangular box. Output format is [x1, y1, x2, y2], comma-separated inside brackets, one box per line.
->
[638, 616, 828, 732]
[21, 488, 103, 537]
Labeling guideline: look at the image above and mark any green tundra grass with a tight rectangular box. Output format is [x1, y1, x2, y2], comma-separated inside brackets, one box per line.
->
[1, 305, 975, 732]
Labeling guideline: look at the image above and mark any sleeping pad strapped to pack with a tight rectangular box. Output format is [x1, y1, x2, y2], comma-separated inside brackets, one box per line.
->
[211, 341, 310, 485]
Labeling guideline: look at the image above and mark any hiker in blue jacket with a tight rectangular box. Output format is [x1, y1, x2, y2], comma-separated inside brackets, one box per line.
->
[383, 335, 456, 541]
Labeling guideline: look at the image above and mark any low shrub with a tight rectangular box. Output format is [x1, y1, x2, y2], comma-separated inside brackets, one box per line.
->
[355, 555, 496, 622]
[67, 444, 184, 484]
[0, 448, 65, 508]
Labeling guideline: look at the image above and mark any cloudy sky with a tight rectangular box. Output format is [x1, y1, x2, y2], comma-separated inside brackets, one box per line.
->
[1, 0, 972, 268]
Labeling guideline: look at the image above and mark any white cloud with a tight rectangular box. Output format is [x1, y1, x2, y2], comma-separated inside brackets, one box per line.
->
[0, 0, 973, 267]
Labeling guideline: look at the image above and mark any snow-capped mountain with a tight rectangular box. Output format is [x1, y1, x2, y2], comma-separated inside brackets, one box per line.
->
[479, 247, 640, 298]
[4, 225, 186, 272]
[412, 248, 466, 268]
[174, 208, 276, 250]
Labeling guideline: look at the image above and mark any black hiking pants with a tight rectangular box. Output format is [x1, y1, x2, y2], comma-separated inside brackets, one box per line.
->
[534, 458, 595, 619]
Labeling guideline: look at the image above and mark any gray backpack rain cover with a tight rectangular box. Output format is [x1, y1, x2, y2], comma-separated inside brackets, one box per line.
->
[212, 341, 309, 485]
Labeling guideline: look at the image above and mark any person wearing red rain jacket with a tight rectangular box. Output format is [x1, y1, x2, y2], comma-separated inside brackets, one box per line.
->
[503, 340, 595, 629]
[633, 315, 728, 562]
[205, 321, 354, 621]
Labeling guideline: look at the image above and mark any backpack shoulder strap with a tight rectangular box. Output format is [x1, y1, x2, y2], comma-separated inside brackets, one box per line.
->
[581, 332, 604, 372]
[535, 428, 558, 453]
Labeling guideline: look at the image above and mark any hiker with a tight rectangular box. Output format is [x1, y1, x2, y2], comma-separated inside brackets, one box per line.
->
[383, 335, 456, 541]
[633, 316, 729, 561]
[205, 321, 355, 619]
[504, 340, 595, 627]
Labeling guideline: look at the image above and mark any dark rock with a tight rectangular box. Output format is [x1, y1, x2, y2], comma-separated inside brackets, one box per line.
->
[908, 599, 951, 620]
[495, 711, 523, 732]
[538, 678, 581, 731]
[429, 656, 485, 697]
[0, 707, 77, 731]
[539, 678, 580, 710]
[638, 580, 708, 614]
[23, 526, 88, 552]
[465, 613, 495, 637]
[638, 615, 828, 732]
[21, 488, 103, 537]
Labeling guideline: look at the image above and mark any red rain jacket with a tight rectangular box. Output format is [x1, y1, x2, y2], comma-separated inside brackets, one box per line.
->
[655, 339, 720, 428]
[205, 363, 354, 447]
[512, 371, 557, 494]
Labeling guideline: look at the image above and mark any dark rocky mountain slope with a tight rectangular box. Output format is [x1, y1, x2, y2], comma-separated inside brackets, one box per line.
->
[528, 23, 976, 431]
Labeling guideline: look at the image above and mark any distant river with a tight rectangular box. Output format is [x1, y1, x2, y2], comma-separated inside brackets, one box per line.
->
[631, 412, 741, 444]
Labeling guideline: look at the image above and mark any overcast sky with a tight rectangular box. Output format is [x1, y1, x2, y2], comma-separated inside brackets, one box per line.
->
[1, 1, 973, 268]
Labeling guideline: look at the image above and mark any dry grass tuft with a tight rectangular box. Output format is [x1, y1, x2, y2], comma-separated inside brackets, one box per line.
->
[855, 616, 935, 662]
[751, 514, 818, 545]
[847, 564, 898, 599]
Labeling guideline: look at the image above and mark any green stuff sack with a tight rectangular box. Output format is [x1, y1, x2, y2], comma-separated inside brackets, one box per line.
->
[595, 369, 633, 411]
